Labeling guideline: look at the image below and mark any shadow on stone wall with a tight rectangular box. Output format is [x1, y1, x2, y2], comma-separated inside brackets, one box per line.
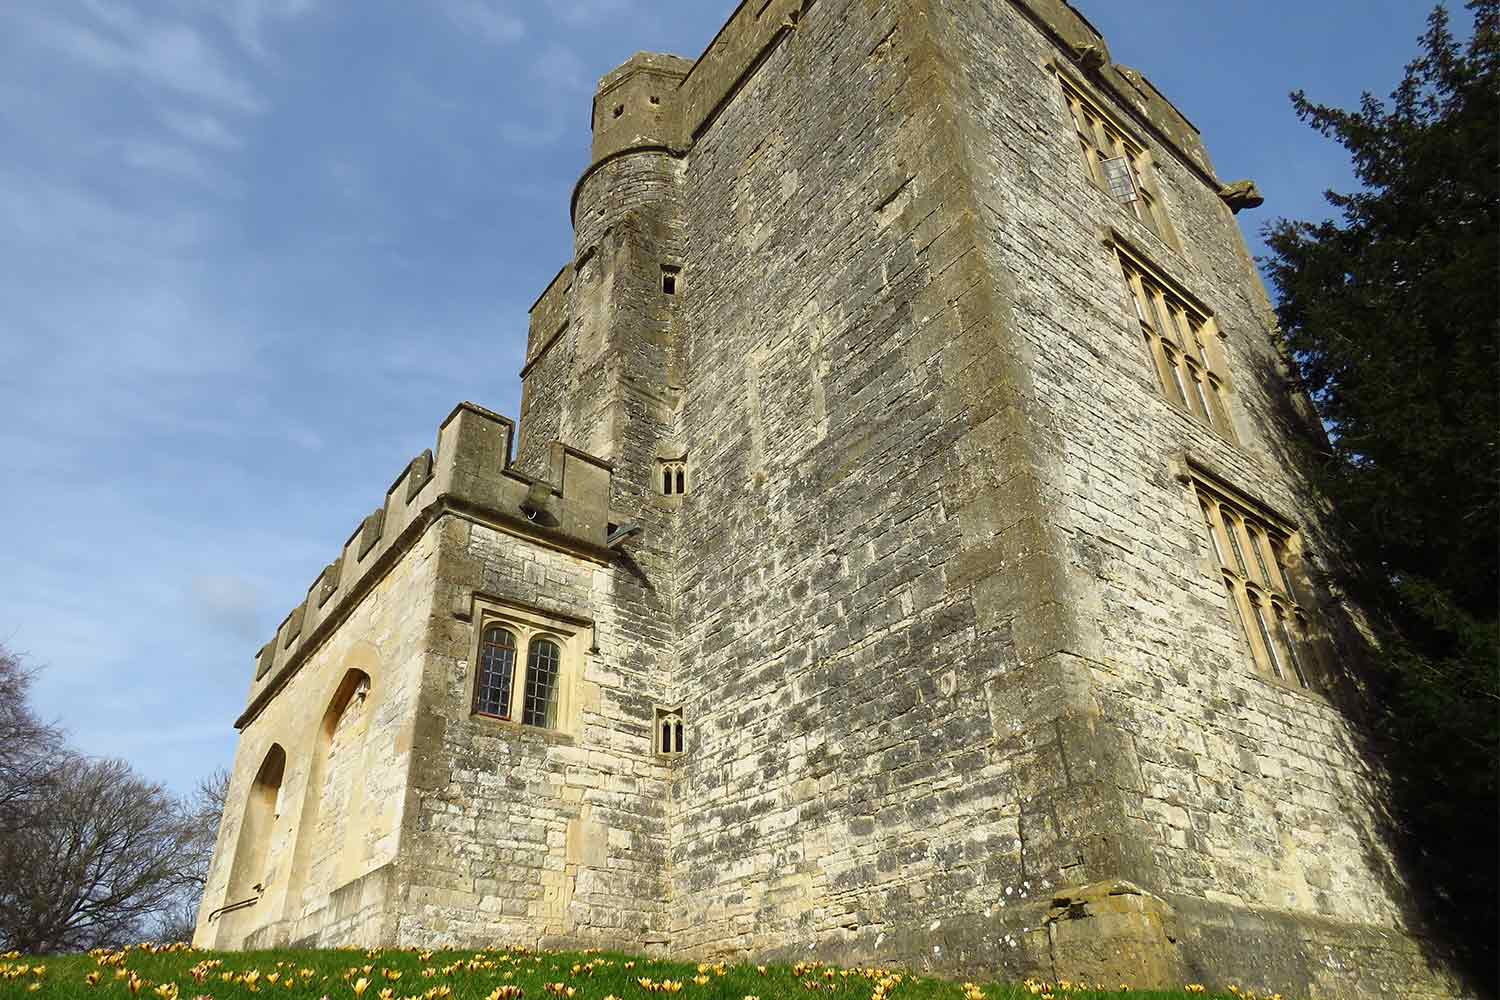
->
[1246, 351, 1490, 998]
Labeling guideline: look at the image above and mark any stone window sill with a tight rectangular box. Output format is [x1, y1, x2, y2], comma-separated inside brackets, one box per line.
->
[469, 712, 576, 745]
[1083, 178, 1179, 256]
[1159, 392, 1238, 449]
[1245, 663, 1329, 707]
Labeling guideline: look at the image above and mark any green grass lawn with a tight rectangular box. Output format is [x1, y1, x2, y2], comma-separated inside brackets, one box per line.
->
[0, 945, 1272, 1000]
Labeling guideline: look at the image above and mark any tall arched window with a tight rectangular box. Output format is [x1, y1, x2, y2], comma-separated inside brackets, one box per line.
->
[521, 638, 561, 728]
[474, 627, 518, 718]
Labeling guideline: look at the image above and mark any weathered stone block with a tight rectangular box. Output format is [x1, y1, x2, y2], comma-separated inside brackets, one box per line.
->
[1045, 880, 1184, 988]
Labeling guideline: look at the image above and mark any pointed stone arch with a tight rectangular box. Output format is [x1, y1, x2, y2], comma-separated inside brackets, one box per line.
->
[284, 654, 379, 917]
[225, 743, 287, 902]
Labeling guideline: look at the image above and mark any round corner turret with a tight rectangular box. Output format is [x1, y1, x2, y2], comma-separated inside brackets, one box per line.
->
[590, 51, 693, 164]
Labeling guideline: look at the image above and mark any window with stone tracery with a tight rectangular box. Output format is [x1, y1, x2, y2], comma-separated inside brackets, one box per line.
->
[1117, 248, 1237, 443]
[654, 706, 684, 757]
[1193, 478, 1319, 690]
[659, 459, 688, 497]
[470, 608, 577, 730]
[1058, 75, 1174, 244]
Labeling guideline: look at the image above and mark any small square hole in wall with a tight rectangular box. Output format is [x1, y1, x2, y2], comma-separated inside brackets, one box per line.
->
[649, 95, 661, 105]
[613, 104, 624, 118]
[661, 265, 680, 296]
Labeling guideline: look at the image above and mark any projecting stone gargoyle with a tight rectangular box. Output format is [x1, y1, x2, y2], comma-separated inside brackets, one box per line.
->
[1219, 179, 1266, 213]
[1071, 42, 1107, 72]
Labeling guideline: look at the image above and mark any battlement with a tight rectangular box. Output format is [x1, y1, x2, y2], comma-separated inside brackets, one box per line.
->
[574, 0, 1216, 221]
[238, 402, 613, 729]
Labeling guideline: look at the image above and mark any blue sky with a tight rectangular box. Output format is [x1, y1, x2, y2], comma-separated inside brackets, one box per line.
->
[0, 0, 1448, 795]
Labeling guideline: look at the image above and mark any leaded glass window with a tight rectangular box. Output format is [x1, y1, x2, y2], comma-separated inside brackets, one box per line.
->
[1119, 257, 1236, 442]
[474, 627, 517, 718]
[1059, 76, 1173, 241]
[521, 638, 561, 729]
[1195, 484, 1320, 690]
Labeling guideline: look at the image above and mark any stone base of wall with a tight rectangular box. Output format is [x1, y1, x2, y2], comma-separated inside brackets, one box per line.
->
[237, 864, 399, 951]
[687, 878, 1470, 1000]
[1170, 893, 1471, 1000]
[215, 864, 1470, 998]
[1043, 881, 1183, 989]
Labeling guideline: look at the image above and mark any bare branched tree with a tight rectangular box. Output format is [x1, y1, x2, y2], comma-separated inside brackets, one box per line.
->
[0, 645, 64, 834]
[152, 768, 231, 943]
[0, 757, 202, 954]
[0, 643, 225, 952]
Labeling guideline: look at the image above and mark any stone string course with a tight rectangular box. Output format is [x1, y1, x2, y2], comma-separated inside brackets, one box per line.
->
[196, 2, 1470, 997]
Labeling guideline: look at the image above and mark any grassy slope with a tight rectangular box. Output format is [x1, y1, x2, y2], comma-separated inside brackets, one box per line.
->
[0, 945, 1270, 1000]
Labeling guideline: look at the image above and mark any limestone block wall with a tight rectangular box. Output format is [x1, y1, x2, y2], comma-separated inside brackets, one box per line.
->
[518, 265, 576, 477]
[197, 526, 436, 950]
[200, 403, 623, 952]
[661, 0, 1080, 970]
[395, 517, 673, 947]
[936, 0, 1454, 994]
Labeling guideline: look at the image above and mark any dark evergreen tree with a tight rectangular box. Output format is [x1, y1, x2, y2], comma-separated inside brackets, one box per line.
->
[1262, 2, 1498, 987]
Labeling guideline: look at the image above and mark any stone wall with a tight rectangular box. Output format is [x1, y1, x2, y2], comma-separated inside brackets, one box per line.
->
[935, 0, 1460, 994]
[665, 0, 1063, 968]
[198, 404, 621, 950]
[197, 525, 436, 950]
[517, 265, 576, 477]
[394, 515, 674, 946]
[199, 1, 1469, 995]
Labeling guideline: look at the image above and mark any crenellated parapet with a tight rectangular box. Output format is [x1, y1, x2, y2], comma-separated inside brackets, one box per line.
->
[589, 52, 694, 164]
[238, 401, 612, 729]
[570, 0, 1220, 227]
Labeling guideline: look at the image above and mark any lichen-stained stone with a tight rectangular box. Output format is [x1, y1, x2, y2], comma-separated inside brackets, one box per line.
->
[195, 2, 1472, 997]
[1043, 881, 1184, 988]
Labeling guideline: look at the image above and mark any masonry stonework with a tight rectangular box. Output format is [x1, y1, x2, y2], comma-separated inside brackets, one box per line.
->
[196, 2, 1468, 996]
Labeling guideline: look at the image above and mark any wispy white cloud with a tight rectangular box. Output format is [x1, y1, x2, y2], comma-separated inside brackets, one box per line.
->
[441, 0, 525, 45]
[218, 0, 317, 58]
[121, 138, 235, 188]
[21, 4, 266, 112]
[160, 108, 244, 149]
[189, 575, 265, 643]
[551, 0, 635, 27]
[498, 43, 588, 147]
[285, 424, 325, 452]
[0, 166, 210, 254]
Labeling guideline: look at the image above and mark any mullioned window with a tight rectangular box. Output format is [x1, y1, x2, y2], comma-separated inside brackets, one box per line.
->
[1193, 478, 1320, 690]
[1058, 73, 1175, 245]
[1117, 249, 1237, 442]
[469, 601, 582, 731]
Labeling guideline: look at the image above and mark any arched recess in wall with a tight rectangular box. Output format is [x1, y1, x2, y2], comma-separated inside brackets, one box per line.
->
[224, 743, 287, 903]
[283, 665, 376, 915]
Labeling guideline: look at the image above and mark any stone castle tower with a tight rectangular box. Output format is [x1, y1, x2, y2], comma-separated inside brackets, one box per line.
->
[194, 1, 1463, 995]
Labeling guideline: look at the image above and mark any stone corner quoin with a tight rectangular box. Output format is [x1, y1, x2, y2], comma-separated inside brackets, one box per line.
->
[193, 2, 1470, 997]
